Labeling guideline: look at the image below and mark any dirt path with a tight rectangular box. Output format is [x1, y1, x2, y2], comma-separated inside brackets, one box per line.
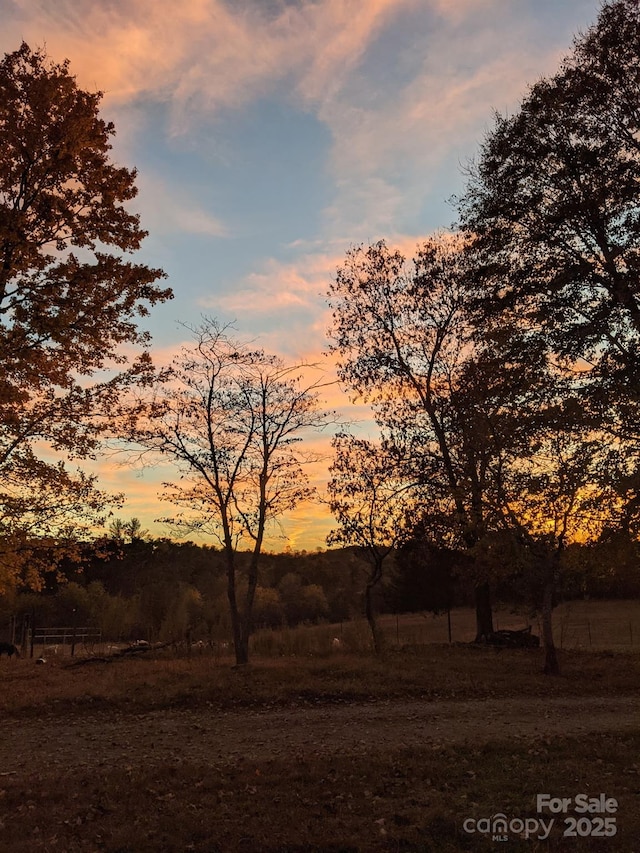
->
[1, 695, 637, 779]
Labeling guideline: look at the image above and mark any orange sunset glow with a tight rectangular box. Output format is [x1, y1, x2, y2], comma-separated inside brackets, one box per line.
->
[1, 0, 604, 549]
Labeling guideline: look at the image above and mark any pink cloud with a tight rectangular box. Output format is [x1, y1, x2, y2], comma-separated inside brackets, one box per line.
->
[3, 0, 591, 241]
[209, 252, 339, 316]
[4, 0, 414, 119]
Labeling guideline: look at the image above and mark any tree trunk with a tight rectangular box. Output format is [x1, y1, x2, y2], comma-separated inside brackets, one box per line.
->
[235, 625, 250, 666]
[474, 582, 494, 642]
[232, 481, 267, 667]
[238, 534, 263, 667]
[364, 580, 383, 653]
[541, 576, 559, 675]
[224, 547, 246, 666]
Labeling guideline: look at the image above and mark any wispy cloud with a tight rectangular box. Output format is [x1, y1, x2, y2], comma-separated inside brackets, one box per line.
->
[209, 251, 338, 315]
[135, 172, 228, 238]
[6, 1, 413, 112]
[5, 0, 599, 241]
[314, 8, 590, 237]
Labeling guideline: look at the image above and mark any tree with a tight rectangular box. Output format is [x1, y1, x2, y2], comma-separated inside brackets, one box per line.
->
[277, 572, 306, 625]
[0, 462, 111, 591]
[455, 0, 640, 650]
[108, 517, 149, 544]
[251, 587, 285, 630]
[327, 235, 544, 640]
[0, 44, 171, 590]
[488, 430, 609, 674]
[130, 319, 331, 664]
[458, 0, 640, 411]
[277, 573, 330, 625]
[327, 434, 416, 652]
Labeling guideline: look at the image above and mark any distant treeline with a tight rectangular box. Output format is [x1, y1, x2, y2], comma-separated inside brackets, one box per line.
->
[2, 533, 637, 644]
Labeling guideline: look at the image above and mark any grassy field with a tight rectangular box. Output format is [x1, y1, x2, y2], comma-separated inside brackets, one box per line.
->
[1, 602, 639, 851]
[2, 641, 640, 718]
[21, 600, 640, 661]
[247, 600, 640, 657]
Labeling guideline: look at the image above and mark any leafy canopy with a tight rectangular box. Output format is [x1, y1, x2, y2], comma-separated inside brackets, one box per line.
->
[0, 43, 171, 590]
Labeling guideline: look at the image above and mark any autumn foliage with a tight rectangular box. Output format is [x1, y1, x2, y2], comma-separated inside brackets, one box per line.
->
[0, 44, 171, 591]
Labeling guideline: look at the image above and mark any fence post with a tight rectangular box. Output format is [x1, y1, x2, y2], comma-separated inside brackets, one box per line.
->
[71, 609, 77, 657]
[21, 613, 29, 656]
[30, 610, 35, 659]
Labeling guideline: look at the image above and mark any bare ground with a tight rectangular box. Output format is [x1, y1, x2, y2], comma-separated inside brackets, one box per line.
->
[1, 694, 638, 779]
[1, 653, 639, 853]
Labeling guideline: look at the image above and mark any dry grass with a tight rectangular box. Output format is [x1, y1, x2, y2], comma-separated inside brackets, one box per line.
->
[248, 600, 640, 656]
[1, 602, 639, 851]
[24, 600, 640, 662]
[1, 641, 640, 719]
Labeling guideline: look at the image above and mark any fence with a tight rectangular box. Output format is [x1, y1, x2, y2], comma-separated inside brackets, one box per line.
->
[30, 626, 102, 658]
[377, 602, 640, 652]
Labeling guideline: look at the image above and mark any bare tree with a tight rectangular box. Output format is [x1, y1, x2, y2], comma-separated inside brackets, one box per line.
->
[490, 432, 609, 675]
[328, 235, 514, 640]
[131, 319, 331, 665]
[327, 434, 418, 653]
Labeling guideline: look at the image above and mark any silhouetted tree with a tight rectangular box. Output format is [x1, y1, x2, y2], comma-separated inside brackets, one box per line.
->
[130, 319, 331, 664]
[108, 517, 149, 544]
[488, 430, 610, 674]
[0, 43, 171, 591]
[458, 0, 640, 428]
[328, 236, 545, 640]
[327, 434, 416, 652]
[455, 0, 640, 667]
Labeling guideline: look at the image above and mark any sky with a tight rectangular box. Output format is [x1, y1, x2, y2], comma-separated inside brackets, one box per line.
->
[2, 0, 604, 550]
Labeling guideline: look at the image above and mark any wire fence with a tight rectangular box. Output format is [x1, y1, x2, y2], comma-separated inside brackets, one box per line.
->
[376, 603, 640, 652]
